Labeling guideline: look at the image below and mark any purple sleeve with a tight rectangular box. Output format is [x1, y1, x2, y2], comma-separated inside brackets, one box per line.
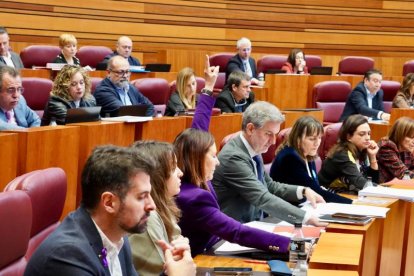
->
[191, 94, 215, 132]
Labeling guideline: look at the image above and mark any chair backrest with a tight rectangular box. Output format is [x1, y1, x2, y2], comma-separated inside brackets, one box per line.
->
[20, 45, 61, 68]
[313, 81, 352, 124]
[90, 77, 103, 94]
[77, 46, 113, 68]
[402, 60, 414, 76]
[319, 122, 342, 160]
[220, 131, 241, 150]
[305, 55, 322, 71]
[4, 168, 67, 260]
[22, 77, 53, 118]
[381, 80, 401, 113]
[256, 55, 287, 74]
[338, 56, 374, 75]
[209, 53, 234, 73]
[132, 78, 170, 115]
[0, 190, 32, 276]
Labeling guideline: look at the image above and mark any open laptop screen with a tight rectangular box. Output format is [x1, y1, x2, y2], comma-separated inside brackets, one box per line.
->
[65, 106, 101, 124]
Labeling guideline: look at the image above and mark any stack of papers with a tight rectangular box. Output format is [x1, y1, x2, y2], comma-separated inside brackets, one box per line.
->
[301, 202, 389, 218]
[101, 116, 153, 123]
[359, 186, 414, 202]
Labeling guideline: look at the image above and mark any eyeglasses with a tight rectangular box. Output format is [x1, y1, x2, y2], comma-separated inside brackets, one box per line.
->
[3, 87, 24, 95]
[110, 70, 131, 77]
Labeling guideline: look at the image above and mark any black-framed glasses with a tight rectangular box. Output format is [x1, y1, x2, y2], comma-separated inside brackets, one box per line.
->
[110, 70, 131, 77]
[3, 87, 24, 95]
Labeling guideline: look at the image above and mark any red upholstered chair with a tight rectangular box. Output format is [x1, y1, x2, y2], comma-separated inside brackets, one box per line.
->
[20, 45, 61, 68]
[220, 131, 241, 151]
[381, 80, 400, 113]
[22, 77, 53, 118]
[319, 122, 342, 160]
[338, 56, 374, 75]
[0, 190, 32, 276]
[4, 168, 67, 260]
[90, 77, 103, 94]
[305, 55, 322, 72]
[256, 55, 287, 74]
[132, 78, 170, 116]
[313, 81, 352, 125]
[209, 53, 234, 92]
[77, 46, 113, 68]
[402, 60, 414, 76]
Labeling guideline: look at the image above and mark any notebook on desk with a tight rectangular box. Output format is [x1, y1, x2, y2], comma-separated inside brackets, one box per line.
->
[115, 105, 149, 117]
[145, 63, 171, 72]
[65, 106, 101, 124]
[310, 66, 333, 75]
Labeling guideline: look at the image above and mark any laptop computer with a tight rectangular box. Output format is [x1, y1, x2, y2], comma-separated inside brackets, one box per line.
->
[65, 106, 101, 124]
[114, 104, 149, 117]
[264, 69, 287, 74]
[145, 63, 171, 72]
[310, 66, 333, 75]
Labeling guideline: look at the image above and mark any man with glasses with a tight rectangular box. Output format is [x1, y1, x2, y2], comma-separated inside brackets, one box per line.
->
[101, 36, 141, 67]
[0, 27, 24, 69]
[214, 71, 254, 113]
[339, 69, 390, 122]
[226, 37, 260, 85]
[0, 66, 40, 130]
[94, 56, 154, 117]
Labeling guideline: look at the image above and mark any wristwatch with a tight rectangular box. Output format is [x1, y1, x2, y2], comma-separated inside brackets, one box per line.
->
[201, 88, 213, 96]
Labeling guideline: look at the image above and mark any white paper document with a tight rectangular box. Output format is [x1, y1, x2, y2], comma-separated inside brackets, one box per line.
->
[359, 186, 414, 202]
[301, 202, 389, 218]
[101, 116, 153, 123]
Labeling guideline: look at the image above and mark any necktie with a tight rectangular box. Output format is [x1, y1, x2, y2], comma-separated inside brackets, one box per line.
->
[244, 61, 252, 78]
[253, 155, 263, 182]
[5, 110, 16, 125]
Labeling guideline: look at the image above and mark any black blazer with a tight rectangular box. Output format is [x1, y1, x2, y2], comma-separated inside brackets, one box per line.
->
[214, 88, 255, 113]
[226, 54, 257, 82]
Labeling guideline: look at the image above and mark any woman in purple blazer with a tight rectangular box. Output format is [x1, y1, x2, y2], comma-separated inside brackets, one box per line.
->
[173, 57, 291, 256]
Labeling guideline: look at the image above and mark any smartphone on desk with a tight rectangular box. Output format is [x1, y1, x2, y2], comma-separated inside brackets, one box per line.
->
[213, 267, 253, 275]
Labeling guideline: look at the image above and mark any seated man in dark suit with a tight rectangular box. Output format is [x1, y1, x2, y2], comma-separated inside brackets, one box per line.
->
[94, 55, 154, 117]
[214, 70, 254, 113]
[0, 26, 24, 69]
[101, 36, 141, 67]
[226, 37, 260, 85]
[339, 69, 390, 122]
[25, 145, 196, 276]
[0, 66, 40, 130]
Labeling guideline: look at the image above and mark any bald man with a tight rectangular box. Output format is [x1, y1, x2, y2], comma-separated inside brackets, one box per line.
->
[94, 56, 154, 117]
[102, 36, 141, 66]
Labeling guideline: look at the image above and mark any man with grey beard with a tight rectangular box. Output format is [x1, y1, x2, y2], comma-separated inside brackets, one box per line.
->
[94, 55, 154, 117]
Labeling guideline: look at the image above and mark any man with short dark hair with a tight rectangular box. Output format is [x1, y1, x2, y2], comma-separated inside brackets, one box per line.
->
[94, 56, 154, 117]
[25, 145, 196, 276]
[340, 69, 390, 122]
[0, 26, 24, 69]
[0, 66, 40, 130]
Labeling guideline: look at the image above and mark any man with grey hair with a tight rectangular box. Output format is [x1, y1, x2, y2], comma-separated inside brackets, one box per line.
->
[0, 26, 24, 69]
[102, 36, 141, 66]
[226, 37, 259, 85]
[213, 101, 327, 226]
[94, 55, 154, 117]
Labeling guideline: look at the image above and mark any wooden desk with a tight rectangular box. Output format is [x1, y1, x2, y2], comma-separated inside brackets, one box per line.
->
[5, 126, 80, 218]
[265, 74, 309, 109]
[135, 117, 187, 143]
[67, 121, 136, 205]
[250, 86, 268, 102]
[282, 109, 324, 129]
[369, 121, 390, 142]
[20, 68, 52, 79]
[0, 133, 18, 190]
[309, 232, 362, 272]
[390, 108, 414, 124]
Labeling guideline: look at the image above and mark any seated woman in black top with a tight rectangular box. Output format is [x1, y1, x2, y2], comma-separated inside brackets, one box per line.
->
[41, 65, 96, 125]
[52, 33, 80, 65]
[270, 116, 352, 204]
[318, 114, 380, 194]
[165, 67, 198, 116]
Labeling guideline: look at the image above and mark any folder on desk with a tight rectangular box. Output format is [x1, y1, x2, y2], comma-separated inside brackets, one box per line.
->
[319, 214, 373, 225]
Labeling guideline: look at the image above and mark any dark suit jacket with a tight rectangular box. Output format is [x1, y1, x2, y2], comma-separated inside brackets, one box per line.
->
[24, 207, 138, 276]
[213, 135, 305, 224]
[0, 51, 24, 69]
[226, 54, 257, 82]
[214, 88, 254, 113]
[339, 81, 385, 121]
[94, 77, 154, 116]
[102, 51, 141, 66]
[270, 146, 352, 204]
[52, 53, 81, 65]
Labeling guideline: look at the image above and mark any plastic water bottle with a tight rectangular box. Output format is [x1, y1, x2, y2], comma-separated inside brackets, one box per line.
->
[49, 117, 57, 126]
[403, 171, 411, 180]
[292, 252, 308, 276]
[156, 110, 163, 118]
[258, 72, 264, 82]
[363, 176, 373, 189]
[289, 222, 306, 263]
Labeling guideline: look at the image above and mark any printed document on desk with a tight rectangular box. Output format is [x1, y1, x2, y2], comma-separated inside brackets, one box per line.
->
[359, 186, 414, 202]
[101, 116, 153, 123]
[301, 202, 389, 218]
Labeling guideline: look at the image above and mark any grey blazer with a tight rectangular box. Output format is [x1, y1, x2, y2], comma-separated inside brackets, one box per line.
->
[212, 135, 305, 223]
[0, 51, 24, 69]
